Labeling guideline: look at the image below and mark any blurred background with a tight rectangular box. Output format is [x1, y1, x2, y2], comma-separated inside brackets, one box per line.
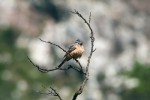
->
[0, 0, 150, 100]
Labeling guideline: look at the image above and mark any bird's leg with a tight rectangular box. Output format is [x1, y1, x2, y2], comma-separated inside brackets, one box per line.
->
[74, 59, 83, 71]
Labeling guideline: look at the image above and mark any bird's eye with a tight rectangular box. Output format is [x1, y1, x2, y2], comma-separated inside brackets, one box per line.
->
[80, 42, 83, 45]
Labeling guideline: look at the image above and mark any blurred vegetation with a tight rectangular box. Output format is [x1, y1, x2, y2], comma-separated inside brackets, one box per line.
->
[0, 0, 150, 99]
[97, 62, 150, 100]
[30, 0, 70, 22]
[0, 27, 52, 100]
[120, 62, 150, 100]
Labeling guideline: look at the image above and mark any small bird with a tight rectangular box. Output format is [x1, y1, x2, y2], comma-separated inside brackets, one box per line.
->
[58, 39, 84, 68]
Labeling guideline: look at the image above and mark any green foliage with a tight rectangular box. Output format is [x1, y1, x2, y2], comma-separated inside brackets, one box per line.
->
[120, 62, 150, 100]
[0, 27, 18, 52]
[0, 27, 52, 100]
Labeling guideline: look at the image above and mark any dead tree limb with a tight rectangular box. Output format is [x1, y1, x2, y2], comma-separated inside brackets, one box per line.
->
[39, 38, 68, 54]
[37, 86, 62, 100]
[27, 56, 85, 74]
[71, 10, 95, 100]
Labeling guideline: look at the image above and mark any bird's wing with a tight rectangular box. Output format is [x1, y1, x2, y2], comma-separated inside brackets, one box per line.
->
[68, 44, 76, 53]
[64, 44, 76, 57]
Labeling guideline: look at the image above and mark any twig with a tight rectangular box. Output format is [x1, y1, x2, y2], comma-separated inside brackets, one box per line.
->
[60, 65, 86, 75]
[27, 56, 60, 73]
[39, 38, 68, 54]
[38, 86, 62, 100]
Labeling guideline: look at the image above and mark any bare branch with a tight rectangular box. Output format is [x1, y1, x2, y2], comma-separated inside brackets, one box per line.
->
[74, 59, 83, 71]
[71, 10, 95, 100]
[27, 56, 60, 73]
[50, 87, 62, 100]
[27, 56, 85, 75]
[59, 65, 85, 75]
[37, 86, 62, 100]
[39, 38, 68, 54]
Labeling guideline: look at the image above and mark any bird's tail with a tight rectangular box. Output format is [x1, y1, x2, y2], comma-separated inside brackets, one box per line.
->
[58, 58, 67, 68]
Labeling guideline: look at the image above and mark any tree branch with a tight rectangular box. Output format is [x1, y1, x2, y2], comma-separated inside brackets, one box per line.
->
[27, 56, 85, 74]
[39, 38, 68, 54]
[74, 59, 83, 72]
[37, 86, 62, 100]
[27, 56, 60, 73]
[71, 10, 95, 100]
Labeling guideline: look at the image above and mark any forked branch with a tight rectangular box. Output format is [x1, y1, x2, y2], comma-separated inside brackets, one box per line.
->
[71, 10, 95, 100]
[37, 86, 62, 100]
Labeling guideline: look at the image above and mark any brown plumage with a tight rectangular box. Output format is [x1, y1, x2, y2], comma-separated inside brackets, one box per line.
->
[58, 39, 84, 68]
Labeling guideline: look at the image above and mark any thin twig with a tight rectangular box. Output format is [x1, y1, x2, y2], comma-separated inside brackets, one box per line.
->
[27, 56, 60, 73]
[50, 87, 62, 100]
[39, 38, 68, 54]
[37, 86, 62, 100]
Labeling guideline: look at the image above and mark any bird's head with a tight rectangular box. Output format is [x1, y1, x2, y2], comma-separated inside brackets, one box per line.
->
[75, 39, 83, 45]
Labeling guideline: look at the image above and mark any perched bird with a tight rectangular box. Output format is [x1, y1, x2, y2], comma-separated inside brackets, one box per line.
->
[58, 39, 84, 68]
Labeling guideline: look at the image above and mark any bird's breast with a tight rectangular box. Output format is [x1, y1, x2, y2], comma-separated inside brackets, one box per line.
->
[70, 45, 84, 59]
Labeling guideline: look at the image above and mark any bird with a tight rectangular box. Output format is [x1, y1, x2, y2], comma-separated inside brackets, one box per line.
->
[58, 39, 84, 68]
